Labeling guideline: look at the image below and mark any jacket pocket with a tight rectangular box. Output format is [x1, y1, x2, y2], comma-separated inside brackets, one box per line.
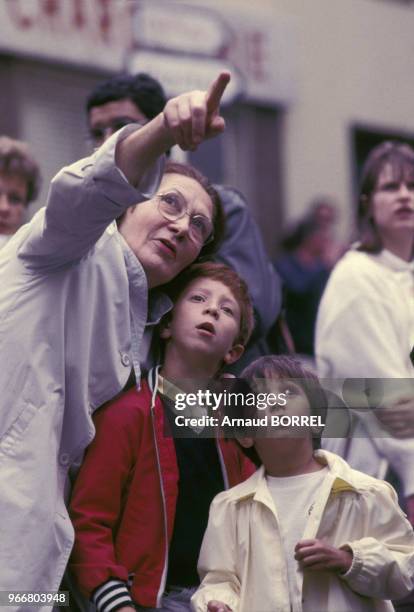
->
[0, 402, 38, 457]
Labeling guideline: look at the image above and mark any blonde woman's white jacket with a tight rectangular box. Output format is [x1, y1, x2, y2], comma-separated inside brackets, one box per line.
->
[191, 450, 414, 612]
[316, 249, 414, 495]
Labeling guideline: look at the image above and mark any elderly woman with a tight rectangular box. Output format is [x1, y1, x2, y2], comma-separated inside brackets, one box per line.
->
[0, 74, 229, 602]
[316, 141, 414, 523]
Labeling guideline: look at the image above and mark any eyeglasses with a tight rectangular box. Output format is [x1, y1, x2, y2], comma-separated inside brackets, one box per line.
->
[156, 190, 214, 246]
[89, 118, 145, 146]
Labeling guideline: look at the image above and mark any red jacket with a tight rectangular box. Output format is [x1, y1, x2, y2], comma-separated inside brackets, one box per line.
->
[69, 374, 255, 608]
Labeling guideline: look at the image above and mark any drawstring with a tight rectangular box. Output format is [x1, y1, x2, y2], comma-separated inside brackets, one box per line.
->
[149, 365, 162, 410]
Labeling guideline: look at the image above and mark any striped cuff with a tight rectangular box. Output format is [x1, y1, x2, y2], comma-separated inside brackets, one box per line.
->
[92, 579, 134, 612]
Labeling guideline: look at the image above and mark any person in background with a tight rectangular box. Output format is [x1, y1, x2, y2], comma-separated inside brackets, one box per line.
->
[309, 197, 346, 267]
[274, 217, 331, 358]
[316, 141, 414, 529]
[86, 74, 282, 372]
[0, 135, 41, 248]
[87, 73, 166, 147]
[69, 263, 255, 612]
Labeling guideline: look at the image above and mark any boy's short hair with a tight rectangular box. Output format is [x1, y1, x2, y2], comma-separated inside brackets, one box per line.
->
[164, 161, 225, 260]
[86, 73, 166, 120]
[0, 136, 41, 204]
[167, 262, 254, 347]
[238, 355, 328, 464]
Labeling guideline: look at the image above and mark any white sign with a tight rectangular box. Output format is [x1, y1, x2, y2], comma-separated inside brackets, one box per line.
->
[131, 0, 298, 106]
[133, 1, 229, 57]
[127, 50, 243, 105]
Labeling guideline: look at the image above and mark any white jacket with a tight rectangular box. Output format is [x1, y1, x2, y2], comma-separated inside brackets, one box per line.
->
[0, 128, 164, 605]
[315, 249, 414, 495]
[192, 450, 414, 612]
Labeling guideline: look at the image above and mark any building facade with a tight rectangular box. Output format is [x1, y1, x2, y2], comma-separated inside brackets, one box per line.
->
[1, 0, 414, 255]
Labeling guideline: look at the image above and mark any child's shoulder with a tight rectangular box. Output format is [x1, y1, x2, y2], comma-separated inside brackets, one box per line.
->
[347, 465, 397, 498]
[327, 452, 397, 500]
[340, 465, 410, 526]
[93, 379, 155, 428]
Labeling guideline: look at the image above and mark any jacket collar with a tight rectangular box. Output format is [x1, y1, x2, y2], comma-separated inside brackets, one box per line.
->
[375, 248, 414, 273]
[147, 367, 209, 433]
[350, 244, 414, 273]
[226, 450, 359, 506]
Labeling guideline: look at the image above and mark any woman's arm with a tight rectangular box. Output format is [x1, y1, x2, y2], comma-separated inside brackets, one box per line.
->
[19, 73, 230, 270]
[116, 72, 229, 186]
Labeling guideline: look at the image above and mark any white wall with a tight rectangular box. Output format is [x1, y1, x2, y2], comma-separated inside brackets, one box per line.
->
[275, 0, 414, 232]
[196, 0, 414, 235]
[0, 57, 106, 215]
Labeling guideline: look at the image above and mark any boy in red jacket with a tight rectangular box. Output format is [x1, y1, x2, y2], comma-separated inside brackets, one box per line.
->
[69, 262, 255, 612]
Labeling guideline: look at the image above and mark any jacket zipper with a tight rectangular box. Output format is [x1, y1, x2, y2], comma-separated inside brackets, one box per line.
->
[149, 366, 169, 608]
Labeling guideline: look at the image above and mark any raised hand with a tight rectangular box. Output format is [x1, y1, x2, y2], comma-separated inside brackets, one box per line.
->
[163, 72, 230, 151]
[294, 539, 353, 573]
[116, 72, 230, 186]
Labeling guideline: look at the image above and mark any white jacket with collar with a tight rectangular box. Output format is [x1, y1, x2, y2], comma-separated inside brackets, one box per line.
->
[191, 450, 414, 612]
[315, 248, 414, 495]
[0, 128, 164, 604]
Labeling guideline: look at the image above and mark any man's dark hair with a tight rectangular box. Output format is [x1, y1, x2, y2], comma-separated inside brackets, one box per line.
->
[86, 73, 166, 120]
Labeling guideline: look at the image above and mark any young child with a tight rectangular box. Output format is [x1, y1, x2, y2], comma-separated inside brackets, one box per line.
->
[69, 262, 256, 612]
[191, 355, 414, 612]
